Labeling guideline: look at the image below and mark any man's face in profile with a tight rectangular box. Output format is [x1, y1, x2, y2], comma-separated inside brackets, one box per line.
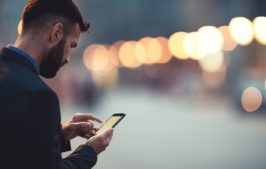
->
[40, 38, 66, 78]
[40, 24, 81, 78]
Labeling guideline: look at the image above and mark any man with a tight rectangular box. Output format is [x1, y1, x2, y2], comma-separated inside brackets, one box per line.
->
[0, 0, 114, 169]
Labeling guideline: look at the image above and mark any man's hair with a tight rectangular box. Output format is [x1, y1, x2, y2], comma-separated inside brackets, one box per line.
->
[21, 0, 90, 34]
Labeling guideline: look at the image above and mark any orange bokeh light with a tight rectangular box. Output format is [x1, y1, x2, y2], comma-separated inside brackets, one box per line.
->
[119, 41, 142, 68]
[218, 26, 237, 51]
[156, 37, 172, 64]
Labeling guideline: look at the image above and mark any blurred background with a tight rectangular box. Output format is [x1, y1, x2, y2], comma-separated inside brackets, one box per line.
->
[1, 0, 266, 169]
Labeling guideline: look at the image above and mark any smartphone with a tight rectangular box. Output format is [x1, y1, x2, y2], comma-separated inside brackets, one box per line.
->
[95, 113, 126, 135]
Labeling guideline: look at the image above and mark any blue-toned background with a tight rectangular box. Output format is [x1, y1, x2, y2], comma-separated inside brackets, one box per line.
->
[1, 0, 266, 169]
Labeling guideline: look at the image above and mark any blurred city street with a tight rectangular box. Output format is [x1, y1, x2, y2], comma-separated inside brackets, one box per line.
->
[62, 87, 266, 169]
[1, 0, 266, 169]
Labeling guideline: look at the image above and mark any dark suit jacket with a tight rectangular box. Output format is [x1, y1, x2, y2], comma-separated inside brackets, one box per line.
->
[0, 47, 97, 169]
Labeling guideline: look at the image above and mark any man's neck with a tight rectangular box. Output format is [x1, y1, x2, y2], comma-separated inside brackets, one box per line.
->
[14, 36, 43, 64]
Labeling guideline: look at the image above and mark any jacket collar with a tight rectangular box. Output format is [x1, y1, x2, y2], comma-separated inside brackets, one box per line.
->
[0, 47, 39, 75]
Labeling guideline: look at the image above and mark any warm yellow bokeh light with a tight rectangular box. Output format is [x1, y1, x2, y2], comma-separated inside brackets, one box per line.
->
[17, 20, 23, 35]
[241, 87, 262, 112]
[83, 44, 114, 73]
[229, 17, 254, 46]
[92, 68, 119, 90]
[199, 51, 224, 72]
[83, 44, 100, 70]
[218, 26, 238, 51]
[91, 46, 112, 72]
[156, 37, 172, 64]
[119, 41, 142, 68]
[109, 40, 126, 67]
[138, 37, 163, 64]
[197, 26, 224, 54]
[183, 32, 206, 60]
[134, 42, 147, 64]
[138, 37, 152, 64]
[146, 38, 163, 64]
[168, 32, 189, 60]
[253, 16, 266, 45]
[109, 44, 122, 67]
[91, 46, 109, 71]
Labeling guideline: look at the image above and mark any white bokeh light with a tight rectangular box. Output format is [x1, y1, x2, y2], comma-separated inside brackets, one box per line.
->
[197, 26, 224, 54]
[253, 16, 266, 45]
[229, 17, 254, 46]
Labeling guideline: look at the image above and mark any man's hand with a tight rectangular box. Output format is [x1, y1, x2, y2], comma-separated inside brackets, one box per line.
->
[62, 113, 103, 141]
[87, 128, 114, 155]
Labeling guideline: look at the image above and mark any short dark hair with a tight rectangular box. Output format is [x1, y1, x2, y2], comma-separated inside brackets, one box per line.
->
[22, 0, 90, 33]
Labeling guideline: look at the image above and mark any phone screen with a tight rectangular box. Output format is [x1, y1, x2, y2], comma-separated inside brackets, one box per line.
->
[96, 113, 126, 135]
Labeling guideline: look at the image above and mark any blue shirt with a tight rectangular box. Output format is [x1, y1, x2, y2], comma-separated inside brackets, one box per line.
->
[7, 44, 40, 74]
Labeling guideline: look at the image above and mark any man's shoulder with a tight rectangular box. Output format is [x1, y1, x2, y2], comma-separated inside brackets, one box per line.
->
[0, 47, 39, 75]
[0, 58, 56, 99]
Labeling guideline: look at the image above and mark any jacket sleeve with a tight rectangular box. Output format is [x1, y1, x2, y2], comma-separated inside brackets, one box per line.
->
[60, 126, 72, 152]
[22, 89, 97, 169]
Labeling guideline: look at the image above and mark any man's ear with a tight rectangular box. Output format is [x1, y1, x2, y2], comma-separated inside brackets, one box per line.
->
[49, 23, 64, 45]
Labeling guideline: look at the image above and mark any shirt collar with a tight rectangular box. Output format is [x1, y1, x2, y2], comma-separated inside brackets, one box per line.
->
[7, 44, 40, 74]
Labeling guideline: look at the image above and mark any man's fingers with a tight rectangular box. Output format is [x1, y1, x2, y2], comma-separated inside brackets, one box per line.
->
[86, 128, 114, 155]
[84, 133, 93, 139]
[73, 113, 103, 123]
[103, 128, 114, 143]
[71, 121, 94, 131]
[93, 127, 98, 132]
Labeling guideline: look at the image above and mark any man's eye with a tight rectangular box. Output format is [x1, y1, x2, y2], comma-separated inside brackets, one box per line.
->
[71, 43, 77, 48]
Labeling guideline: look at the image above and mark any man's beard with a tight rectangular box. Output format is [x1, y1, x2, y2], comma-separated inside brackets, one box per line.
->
[40, 39, 68, 78]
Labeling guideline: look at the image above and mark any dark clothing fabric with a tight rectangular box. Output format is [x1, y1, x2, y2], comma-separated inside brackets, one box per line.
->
[0, 47, 97, 169]
[7, 44, 40, 74]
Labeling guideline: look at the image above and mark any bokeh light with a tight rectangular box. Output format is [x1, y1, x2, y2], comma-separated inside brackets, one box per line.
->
[202, 59, 227, 89]
[134, 41, 147, 64]
[183, 32, 206, 60]
[229, 17, 254, 46]
[241, 87, 262, 112]
[83, 44, 119, 89]
[168, 32, 189, 60]
[218, 26, 238, 51]
[253, 16, 266, 45]
[83, 44, 101, 71]
[109, 41, 125, 67]
[197, 26, 224, 54]
[156, 37, 172, 64]
[119, 41, 142, 68]
[146, 38, 163, 64]
[92, 68, 119, 90]
[83, 44, 115, 73]
[138, 37, 152, 64]
[138, 37, 163, 64]
[199, 51, 224, 72]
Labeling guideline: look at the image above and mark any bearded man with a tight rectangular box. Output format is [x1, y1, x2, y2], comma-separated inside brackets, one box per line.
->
[0, 0, 114, 169]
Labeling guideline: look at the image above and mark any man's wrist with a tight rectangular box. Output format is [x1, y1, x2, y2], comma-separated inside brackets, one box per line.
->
[61, 124, 72, 152]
